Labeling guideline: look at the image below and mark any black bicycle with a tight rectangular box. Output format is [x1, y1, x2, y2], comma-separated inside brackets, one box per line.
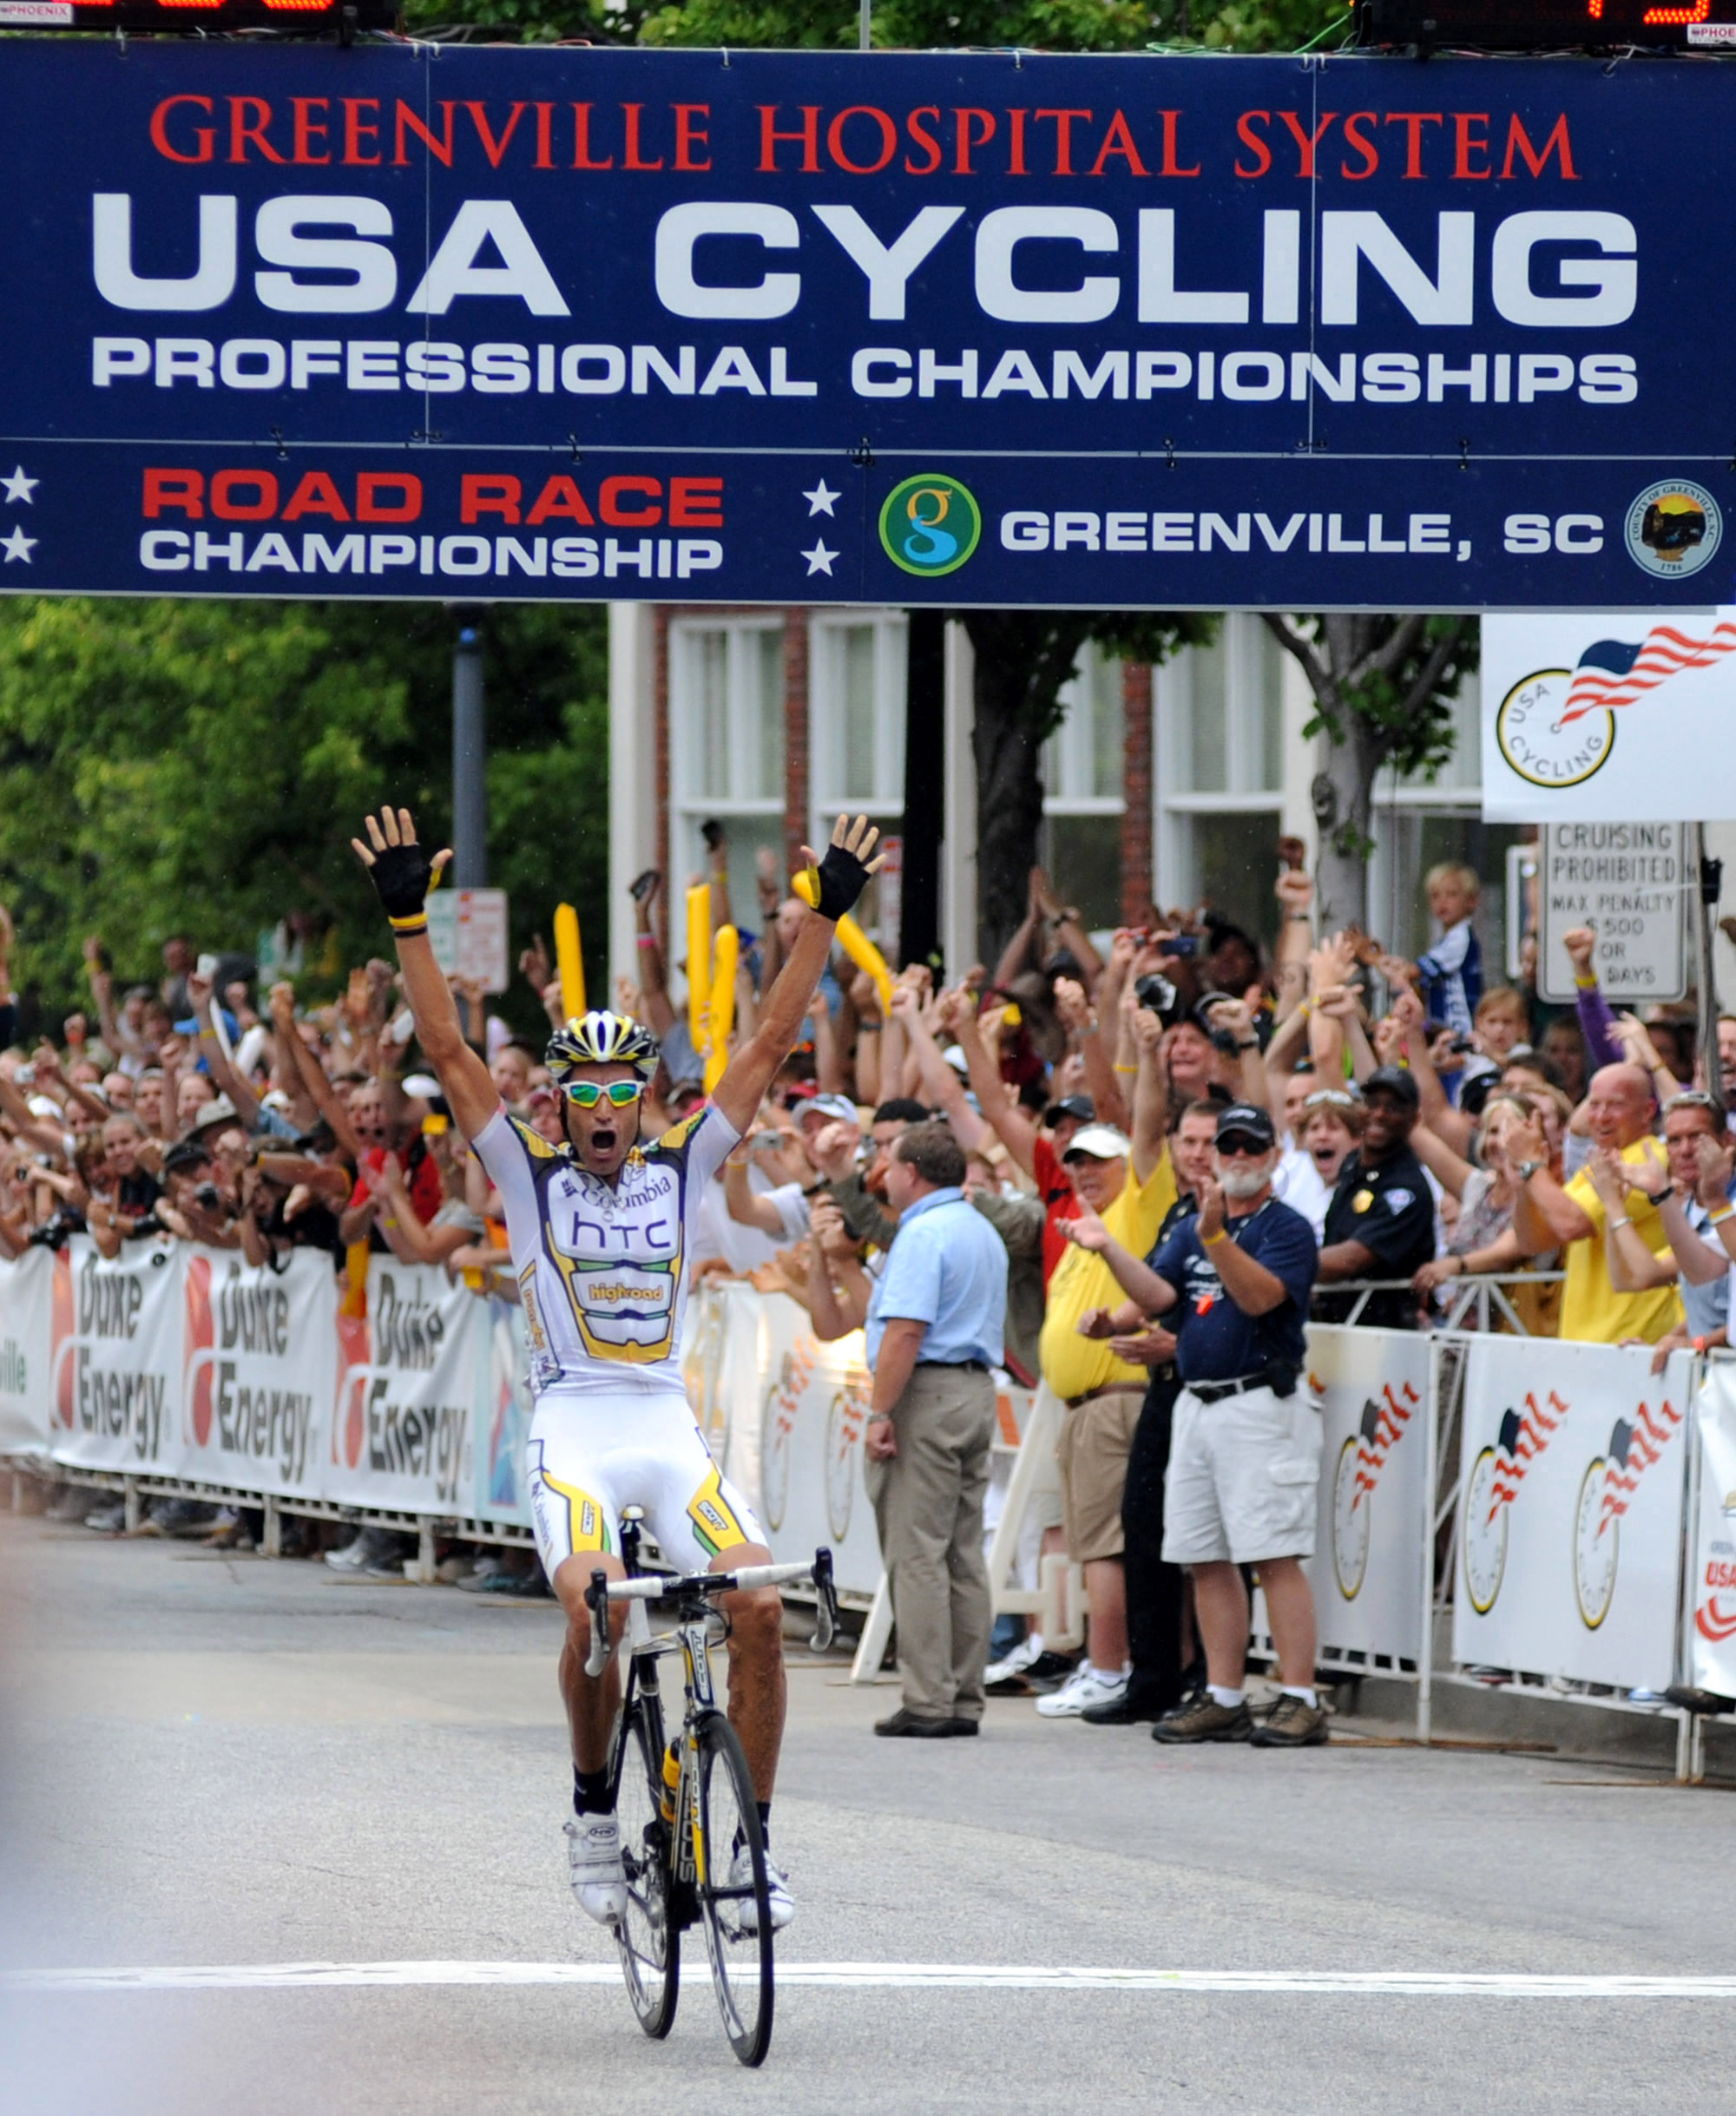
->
[583, 1512, 838, 2068]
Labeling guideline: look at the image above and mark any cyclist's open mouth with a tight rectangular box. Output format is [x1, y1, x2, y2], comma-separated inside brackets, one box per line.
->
[590, 1125, 619, 1157]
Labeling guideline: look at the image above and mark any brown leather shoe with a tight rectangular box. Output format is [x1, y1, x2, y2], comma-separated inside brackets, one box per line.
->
[1150, 1695, 1253, 1745]
[1250, 1693, 1330, 1748]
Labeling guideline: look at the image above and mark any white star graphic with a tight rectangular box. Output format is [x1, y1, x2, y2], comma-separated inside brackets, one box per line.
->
[802, 480, 840, 518]
[1, 465, 36, 505]
[0, 525, 36, 563]
[801, 541, 838, 577]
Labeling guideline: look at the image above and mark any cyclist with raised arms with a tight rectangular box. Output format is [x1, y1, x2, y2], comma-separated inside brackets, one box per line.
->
[352, 805, 882, 1935]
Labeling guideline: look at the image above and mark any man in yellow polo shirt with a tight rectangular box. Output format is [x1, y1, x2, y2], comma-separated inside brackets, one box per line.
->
[1510, 1061, 1682, 1344]
[1032, 1006, 1174, 1718]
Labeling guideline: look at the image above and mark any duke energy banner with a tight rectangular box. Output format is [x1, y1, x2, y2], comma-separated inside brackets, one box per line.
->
[2, 43, 1734, 608]
[0, 1247, 57, 1459]
[181, 1246, 336, 1498]
[1454, 1337, 1690, 1690]
[49, 1239, 187, 1475]
[328, 1258, 481, 1515]
[1483, 610, 1736, 821]
[1689, 1361, 1736, 1699]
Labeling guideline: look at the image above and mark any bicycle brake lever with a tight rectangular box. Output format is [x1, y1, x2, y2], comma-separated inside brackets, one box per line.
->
[809, 1546, 838, 1653]
[583, 1567, 613, 1677]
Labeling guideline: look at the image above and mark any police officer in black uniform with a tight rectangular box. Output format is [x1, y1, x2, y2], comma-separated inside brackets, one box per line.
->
[1315, 1066, 1437, 1329]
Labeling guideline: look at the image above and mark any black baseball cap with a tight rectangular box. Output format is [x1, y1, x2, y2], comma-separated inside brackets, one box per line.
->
[1044, 1094, 1095, 1127]
[1363, 1064, 1422, 1109]
[1213, 1102, 1276, 1148]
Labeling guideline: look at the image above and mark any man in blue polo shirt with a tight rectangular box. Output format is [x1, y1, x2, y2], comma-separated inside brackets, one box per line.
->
[1062, 1101, 1325, 1749]
[864, 1120, 1009, 1738]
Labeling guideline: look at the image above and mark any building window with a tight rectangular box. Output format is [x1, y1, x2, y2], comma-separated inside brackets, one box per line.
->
[1041, 641, 1125, 935]
[809, 610, 906, 944]
[668, 615, 786, 910]
[1156, 615, 1286, 947]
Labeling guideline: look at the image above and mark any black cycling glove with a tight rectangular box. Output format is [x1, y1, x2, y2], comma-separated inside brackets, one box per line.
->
[365, 838, 437, 923]
[810, 838, 874, 923]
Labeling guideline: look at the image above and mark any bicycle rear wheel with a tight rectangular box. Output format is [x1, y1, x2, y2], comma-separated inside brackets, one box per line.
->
[694, 1712, 773, 2067]
[615, 1695, 679, 2039]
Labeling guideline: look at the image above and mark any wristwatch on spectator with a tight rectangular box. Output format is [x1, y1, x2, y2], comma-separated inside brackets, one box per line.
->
[1515, 1159, 1543, 1183]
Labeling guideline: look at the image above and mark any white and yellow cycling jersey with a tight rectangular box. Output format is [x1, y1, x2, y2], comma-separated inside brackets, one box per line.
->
[471, 1101, 740, 1396]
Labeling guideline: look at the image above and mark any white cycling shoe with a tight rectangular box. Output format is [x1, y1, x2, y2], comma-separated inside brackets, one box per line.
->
[726, 1847, 794, 1935]
[563, 1815, 628, 1928]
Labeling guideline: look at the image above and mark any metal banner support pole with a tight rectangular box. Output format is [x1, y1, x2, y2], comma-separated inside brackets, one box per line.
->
[1417, 1335, 1442, 1745]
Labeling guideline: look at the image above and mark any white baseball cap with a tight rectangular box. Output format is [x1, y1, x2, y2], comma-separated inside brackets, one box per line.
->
[1062, 1124, 1132, 1162]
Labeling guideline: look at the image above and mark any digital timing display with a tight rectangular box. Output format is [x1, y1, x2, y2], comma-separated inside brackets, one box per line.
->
[0, 0, 396, 30]
[1360, 0, 1736, 47]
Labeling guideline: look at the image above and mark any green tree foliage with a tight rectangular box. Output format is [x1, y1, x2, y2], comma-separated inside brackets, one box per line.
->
[0, 597, 608, 1034]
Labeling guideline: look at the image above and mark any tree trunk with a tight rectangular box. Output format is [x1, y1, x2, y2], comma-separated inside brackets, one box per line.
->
[1310, 706, 1383, 933]
[962, 612, 1092, 968]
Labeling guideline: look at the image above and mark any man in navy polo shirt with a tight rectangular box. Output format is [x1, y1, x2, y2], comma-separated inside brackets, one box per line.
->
[1062, 1101, 1325, 1749]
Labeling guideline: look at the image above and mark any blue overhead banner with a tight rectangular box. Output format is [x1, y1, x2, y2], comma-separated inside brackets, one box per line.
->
[0, 41, 1733, 607]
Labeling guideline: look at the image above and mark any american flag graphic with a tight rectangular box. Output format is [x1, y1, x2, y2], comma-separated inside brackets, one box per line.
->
[1485, 1390, 1567, 1523]
[1593, 1396, 1684, 1540]
[1351, 1379, 1420, 1510]
[1556, 620, 1736, 726]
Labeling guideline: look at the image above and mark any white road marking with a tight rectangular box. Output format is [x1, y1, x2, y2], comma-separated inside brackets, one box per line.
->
[4, 1962, 1733, 1999]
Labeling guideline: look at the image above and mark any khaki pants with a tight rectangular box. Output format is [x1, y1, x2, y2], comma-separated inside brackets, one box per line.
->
[864, 1364, 996, 1723]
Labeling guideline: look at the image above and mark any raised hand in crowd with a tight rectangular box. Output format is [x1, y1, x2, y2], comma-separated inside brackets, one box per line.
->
[1694, 1130, 1736, 1211]
[807, 1117, 862, 1184]
[519, 933, 553, 995]
[1274, 866, 1313, 922]
[1562, 924, 1598, 980]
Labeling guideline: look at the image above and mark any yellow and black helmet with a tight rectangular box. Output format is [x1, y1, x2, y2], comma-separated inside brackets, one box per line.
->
[544, 1009, 661, 1083]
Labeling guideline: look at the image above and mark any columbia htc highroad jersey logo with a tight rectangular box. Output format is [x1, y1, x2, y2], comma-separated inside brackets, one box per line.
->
[516, 1110, 706, 1368]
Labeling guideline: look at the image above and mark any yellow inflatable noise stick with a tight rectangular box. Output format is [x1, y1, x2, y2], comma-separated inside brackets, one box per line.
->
[686, 883, 711, 1049]
[553, 902, 585, 1022]
[792, 869, 894, 1012]
[704, 924, 739, 1093]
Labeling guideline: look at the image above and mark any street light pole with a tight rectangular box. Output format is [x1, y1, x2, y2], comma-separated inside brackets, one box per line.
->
[451, 619, 487, 889]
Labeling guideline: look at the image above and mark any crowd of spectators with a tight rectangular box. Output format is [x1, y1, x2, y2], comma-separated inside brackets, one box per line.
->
[7, 831, 1735, 1732]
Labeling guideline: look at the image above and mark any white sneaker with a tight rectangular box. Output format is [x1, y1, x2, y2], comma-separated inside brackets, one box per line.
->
[726, 1846, 793, 1935]
[563, 1815, 627, 1927]
[983, 1633, 1044, 1688]
[1036, 1665, 1129, 1718]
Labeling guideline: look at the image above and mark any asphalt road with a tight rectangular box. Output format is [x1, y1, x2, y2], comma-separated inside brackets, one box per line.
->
[3, 1513, 1733, 2116]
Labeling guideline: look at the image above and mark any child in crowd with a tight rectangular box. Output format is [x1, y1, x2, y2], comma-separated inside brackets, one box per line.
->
[1416, 861, 1483, 1036]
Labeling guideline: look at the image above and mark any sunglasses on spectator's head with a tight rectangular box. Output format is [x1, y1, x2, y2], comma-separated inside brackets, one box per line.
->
[562, 1080, 645, 1109]
[1664, 1090, 1721, 1114]
[1216, 1134, 1269, 1158]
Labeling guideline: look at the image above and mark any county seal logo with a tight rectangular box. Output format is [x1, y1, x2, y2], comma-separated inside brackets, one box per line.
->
[878, 474, 982, 579]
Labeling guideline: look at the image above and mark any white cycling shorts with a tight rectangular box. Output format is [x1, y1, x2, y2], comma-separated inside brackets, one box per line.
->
[524, 1383, 766, 1583]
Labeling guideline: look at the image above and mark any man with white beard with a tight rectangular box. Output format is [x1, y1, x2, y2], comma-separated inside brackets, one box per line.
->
[1063, 1101, 1325, 1750]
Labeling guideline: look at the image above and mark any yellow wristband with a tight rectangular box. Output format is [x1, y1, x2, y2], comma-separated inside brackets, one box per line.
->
[1202, 1226, 1227, 1246]
[1710, 1206, 1734, 1226]
[388, 911, 428, 935]
[1113, 1062, 1138, 1074]
[1574, 974, 1597, 989]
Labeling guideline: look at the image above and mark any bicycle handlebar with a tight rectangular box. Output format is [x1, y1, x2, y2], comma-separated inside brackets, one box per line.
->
[582, 1548, 838, 1676]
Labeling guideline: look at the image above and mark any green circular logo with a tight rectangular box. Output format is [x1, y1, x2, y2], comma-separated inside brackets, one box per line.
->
[878, 473, 982, 578]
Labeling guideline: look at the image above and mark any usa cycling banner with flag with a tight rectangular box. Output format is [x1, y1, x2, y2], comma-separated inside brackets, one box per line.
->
[1690, 1360, 1736, 1702]
[1454, 1337, 1690, 1692]
[1274, 1327, 1432, 1670]
[1483, 608, 1736, 820]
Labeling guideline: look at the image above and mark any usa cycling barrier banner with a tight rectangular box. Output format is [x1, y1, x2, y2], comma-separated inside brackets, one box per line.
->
[180, 1245, 337, 1500]
[44, 1237, 188, 1477]
[1688, 1358, 1736, 1700]
[0, 1246, 57, 1462]
[327, 1258, 482, 1516]
[1483, 611, 1736, 824]
[1300, 1326, 1432, 1668]
[3, 43, 1735, 611]
[751, 1288, 885, 1600]
[1454, 1337, 1691, 1692]
[681, 1277, 769, 1515]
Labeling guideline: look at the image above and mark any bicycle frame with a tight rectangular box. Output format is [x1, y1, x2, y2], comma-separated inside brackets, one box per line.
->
[589, 1528, 838, 1926]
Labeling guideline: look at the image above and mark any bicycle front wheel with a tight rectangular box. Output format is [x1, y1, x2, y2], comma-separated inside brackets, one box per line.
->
[694, 1712, 773, 2067]
[615, 1696, 679, 2039]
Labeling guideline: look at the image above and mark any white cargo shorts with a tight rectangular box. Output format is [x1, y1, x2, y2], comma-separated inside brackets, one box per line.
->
[1160, 1382, 1322, 1567]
